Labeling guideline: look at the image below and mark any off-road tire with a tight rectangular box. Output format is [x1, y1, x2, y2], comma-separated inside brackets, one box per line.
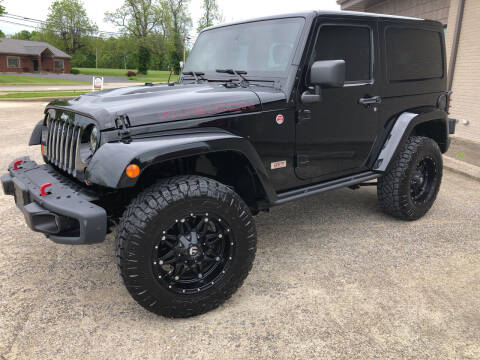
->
[378, 136, 443, 221]
[116, 175, 257, 318]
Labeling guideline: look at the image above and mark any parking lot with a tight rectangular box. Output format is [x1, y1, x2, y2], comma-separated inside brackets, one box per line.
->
[0, 101, 479, 359]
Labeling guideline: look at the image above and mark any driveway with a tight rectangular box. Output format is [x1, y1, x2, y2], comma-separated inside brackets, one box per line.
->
[0, 101, 479, 359]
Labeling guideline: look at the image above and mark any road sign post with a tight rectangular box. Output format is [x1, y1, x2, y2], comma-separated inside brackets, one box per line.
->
[92, 76, 104, 91]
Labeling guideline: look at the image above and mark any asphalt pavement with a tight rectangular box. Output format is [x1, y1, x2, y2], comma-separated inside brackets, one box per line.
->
[0, 101, 479, 359]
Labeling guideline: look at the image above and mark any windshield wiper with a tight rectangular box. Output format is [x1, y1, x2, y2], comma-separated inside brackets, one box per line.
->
[182, 71, 206, 84]
[216, 69, 249, 87]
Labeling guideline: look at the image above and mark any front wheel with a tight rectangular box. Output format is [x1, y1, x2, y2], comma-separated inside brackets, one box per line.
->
[116, 176, 256, 318]
[377, 136, 443, 221]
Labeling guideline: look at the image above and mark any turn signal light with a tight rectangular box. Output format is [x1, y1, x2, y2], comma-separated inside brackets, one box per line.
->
[41, 144, 47, 156]
[125, 164, 140, 178]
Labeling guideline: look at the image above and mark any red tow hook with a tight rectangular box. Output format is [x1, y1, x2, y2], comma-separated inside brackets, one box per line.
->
[13, 160, 23, 170]
[40, 183, 52, 197]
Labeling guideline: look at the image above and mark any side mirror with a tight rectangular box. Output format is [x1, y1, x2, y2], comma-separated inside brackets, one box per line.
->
[301, 60, 346, 104]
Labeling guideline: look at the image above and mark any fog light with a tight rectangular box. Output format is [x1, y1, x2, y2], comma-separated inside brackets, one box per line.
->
[125, 164, 140, 178]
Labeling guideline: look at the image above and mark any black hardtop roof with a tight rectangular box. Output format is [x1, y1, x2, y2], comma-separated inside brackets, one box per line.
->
[205, 10, 434, 32]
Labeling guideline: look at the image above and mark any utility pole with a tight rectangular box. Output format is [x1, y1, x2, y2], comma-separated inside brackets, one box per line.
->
[183, 35, 191, 64]
[95, 47, 98, 69]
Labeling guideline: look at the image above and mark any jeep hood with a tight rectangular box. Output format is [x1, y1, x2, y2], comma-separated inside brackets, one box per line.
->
[46, 83, 286, 130]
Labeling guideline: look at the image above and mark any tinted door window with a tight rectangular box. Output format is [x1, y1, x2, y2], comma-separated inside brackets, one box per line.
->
[311, 25, 372, 82]
[386, 28, 444, 82]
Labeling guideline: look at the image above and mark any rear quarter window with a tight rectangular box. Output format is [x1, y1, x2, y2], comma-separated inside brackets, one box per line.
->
[386, 27, 444, 82]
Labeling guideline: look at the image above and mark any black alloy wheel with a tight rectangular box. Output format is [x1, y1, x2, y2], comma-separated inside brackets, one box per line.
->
[410, 157, 438, 204]
[152, 213, 234, 295]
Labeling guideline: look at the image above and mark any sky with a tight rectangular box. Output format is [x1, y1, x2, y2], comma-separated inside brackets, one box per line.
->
[1, 0, 340, 40]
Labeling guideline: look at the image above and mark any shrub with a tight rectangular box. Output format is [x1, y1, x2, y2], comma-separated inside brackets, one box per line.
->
[137, 46, 150, 75]
[70, 68, 80, 75]
[23, 67, 30, 72]
[126, 71, 137, 77]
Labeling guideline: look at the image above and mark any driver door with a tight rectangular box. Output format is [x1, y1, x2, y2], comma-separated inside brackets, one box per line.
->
[295, 19, 380, 181]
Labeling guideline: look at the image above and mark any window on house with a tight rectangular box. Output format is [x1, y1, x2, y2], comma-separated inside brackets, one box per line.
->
[54, 59, 64, 70]
[311, 25, 372, 82]
[386, 27, 444, 82]
[7, 56, 20, 68]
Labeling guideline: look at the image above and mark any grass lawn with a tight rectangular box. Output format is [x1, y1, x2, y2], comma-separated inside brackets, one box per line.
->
[0, 90, 88, 99]
[75, 68, 179, 83]
[0, 75, 89, 85]
[75, 67, 135, 76]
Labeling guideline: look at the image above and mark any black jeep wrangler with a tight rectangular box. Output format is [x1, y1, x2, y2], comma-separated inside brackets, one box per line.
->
[2, 11, 454, 318]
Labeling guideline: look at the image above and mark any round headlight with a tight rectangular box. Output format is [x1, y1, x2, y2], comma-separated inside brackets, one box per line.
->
[89, 126, 100, 152]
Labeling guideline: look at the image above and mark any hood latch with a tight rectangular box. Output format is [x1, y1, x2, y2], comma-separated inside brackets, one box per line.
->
[115, 115, 131, 143]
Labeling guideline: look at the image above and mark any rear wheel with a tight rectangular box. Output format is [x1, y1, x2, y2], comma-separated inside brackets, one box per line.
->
[377, 136, 443, 221]
[116, 175, 256, 318]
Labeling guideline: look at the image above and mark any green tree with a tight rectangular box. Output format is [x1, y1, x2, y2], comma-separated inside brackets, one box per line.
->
[0, 0, 5, 16]
[95, 36, 136, 69]
[45, 0, 98, 55]
[28, 28, 64, 50]
[0, 30, 5, 38]
[163, 0, 192, 73]
[106, 0, 166, 74]
[197, 0, 222, 33]
[11, 30, 37, 40]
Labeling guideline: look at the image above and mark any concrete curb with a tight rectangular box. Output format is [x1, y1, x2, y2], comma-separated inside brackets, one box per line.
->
[444, 156, 480, 181]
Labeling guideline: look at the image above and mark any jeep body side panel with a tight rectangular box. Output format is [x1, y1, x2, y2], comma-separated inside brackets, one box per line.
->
[86, 130, 277, 202]
[369, 19, 448, 172]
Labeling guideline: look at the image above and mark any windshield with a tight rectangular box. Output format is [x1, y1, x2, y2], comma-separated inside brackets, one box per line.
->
[184, 17, 305, 78]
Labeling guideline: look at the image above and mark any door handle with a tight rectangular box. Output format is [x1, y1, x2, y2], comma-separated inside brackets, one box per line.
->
[358, 96, 382, 105]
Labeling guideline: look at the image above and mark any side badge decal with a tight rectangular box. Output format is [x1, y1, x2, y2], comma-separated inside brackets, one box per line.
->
[276, 114, 285, 125]
[271, 161, 287, 170]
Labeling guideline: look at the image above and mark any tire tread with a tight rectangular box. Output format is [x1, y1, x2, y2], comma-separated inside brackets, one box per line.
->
[115, 175, 256, 318]
[377, 136, 442, 221]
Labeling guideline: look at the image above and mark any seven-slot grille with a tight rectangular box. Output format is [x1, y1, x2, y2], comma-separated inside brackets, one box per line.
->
[46, 118, 81, 175]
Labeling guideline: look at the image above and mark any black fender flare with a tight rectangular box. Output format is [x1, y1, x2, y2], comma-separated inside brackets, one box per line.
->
[29, 120, 44, 146]
[372, 109, 448, 172]
[86, 130, 276, 201]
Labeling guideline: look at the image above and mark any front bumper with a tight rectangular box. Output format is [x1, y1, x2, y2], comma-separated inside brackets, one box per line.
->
[1, 157, 107, 244]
